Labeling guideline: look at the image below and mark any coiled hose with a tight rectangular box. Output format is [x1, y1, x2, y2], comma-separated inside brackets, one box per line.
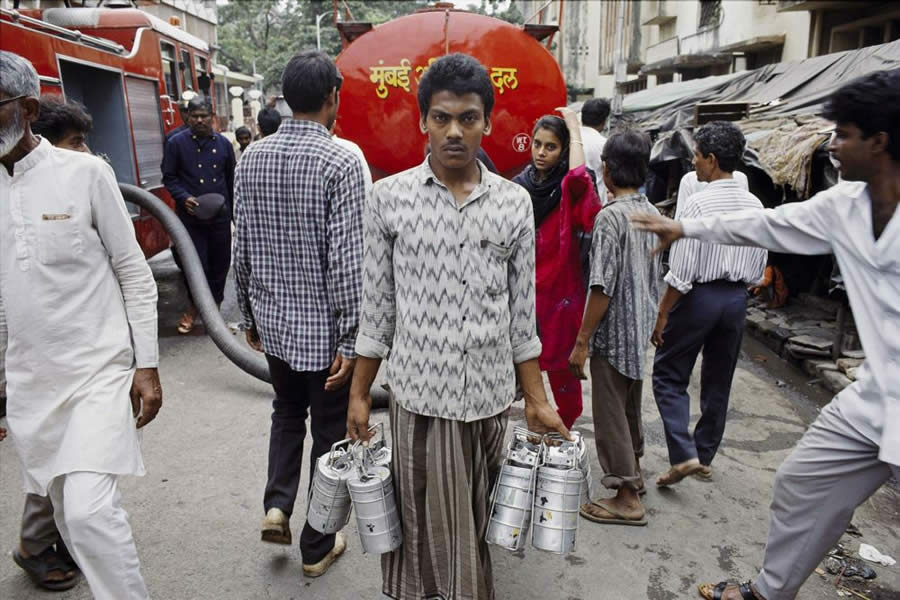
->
[119, 184, 389, 408]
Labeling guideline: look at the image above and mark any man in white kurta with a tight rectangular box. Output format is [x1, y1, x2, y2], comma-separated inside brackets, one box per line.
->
[632, 68, 899, 600]
[0, 51, 160, 599]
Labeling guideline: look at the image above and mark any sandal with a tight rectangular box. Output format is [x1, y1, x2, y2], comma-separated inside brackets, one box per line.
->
[698, 581, 761, 600]
[12, 547, 79, 591]
[55, 540, 79, 574]
[580, 501, 647, 526]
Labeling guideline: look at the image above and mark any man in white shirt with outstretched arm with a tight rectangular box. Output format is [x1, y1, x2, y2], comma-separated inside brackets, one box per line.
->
[633, 68, 900, 600]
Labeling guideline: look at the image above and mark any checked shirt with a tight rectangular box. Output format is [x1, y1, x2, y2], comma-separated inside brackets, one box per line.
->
[233, 119, 365, 372]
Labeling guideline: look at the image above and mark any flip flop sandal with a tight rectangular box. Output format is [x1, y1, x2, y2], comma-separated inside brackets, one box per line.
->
[580, 502, 647, 527]
[12, 547, 79, 591]
[698, 581, 758, 600]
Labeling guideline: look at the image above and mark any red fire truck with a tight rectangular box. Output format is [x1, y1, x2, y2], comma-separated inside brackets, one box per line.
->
[1, 4, 216, 258]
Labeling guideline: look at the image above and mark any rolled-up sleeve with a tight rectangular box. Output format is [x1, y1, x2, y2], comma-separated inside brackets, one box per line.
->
[355, 183, 396, 359]
[91, 164, 159, 368]
[326, 163, 365, 359]
[508, 199, 542, 364]
[664, 237, 701, 294]
[664, 193, 703, 293]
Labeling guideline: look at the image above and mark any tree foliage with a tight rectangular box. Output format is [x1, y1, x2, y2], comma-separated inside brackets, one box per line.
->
[218, 0, 523, 92]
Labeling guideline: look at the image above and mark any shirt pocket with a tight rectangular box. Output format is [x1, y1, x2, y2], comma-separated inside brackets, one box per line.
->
[476, 239, 514, 296]
[37, 211, 83, 265]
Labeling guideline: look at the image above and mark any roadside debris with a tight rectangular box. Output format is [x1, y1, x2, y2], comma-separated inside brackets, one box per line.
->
[858, 543, 896, 567]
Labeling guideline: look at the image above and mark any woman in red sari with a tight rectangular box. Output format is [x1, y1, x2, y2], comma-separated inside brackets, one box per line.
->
[513, 108, 603, 428]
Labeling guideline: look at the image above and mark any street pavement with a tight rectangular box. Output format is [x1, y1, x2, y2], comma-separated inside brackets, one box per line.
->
[1, 253, 897, 600]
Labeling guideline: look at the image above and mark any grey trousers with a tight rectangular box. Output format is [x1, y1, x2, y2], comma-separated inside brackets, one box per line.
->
[20, 494, 60, 555]
[754, 400, 899, 600]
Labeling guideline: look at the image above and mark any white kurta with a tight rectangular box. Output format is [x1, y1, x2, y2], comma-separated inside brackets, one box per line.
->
[0, 139, 158, 495]
[682, 180, 900, 466]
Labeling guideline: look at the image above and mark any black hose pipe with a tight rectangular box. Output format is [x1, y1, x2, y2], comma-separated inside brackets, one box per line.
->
[119, 184, 271, 383]
[119, 184, 392, 411]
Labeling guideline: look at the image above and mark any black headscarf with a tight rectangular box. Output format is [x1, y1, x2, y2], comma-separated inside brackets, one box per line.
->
[513, 158, 569, 228]
[512, 115, 570, 228]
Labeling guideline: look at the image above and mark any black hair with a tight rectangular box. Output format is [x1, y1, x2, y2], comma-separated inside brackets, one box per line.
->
[187, 95, 213, 114]
[581, 98, 610, 128]
[257, 107, 282, 137]
[32, 94, 92, 144]
[235, 126, 251, 139]
[532, 114, 570, 152]
[823, 68, 900, 161]
[601, 129, 651, 189]
[417, 53, 494, 119]
[282, 50, 341, 114]
[693, 120, 745, 173]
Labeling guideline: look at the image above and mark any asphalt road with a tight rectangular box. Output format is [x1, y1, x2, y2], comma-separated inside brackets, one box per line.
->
[1, 253, 897, 600]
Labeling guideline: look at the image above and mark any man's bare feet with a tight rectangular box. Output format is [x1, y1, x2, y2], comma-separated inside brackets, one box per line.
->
[657, 458, 703, 487]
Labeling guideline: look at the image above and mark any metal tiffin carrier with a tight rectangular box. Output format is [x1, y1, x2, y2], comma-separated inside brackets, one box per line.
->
[346, 423, 403, 554]
[531, 432, 588, 554]
[307, 437, 356, 534]
[485, 426, 542, 551]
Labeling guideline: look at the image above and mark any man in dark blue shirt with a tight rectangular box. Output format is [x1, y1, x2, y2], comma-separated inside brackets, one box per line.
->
[162, 96, 236, 334]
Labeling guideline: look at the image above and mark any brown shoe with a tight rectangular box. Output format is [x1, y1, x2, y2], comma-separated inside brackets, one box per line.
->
[302, 532, 346, 578]
[261, 508, 291, 545]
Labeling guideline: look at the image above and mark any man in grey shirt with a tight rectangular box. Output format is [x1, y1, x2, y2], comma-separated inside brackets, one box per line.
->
[569, 130, 661, 526]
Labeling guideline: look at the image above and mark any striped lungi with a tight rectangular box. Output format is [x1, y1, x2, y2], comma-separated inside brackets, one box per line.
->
[383, 399, 508, 600]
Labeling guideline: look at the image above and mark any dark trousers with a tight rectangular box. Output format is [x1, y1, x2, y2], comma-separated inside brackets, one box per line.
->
[652, 281, 747, 466]
[264, 355, 349, 564]
[173, 219, 231, 304]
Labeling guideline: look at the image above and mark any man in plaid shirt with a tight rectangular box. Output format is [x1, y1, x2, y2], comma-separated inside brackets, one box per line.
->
[233, 50, 365, 578]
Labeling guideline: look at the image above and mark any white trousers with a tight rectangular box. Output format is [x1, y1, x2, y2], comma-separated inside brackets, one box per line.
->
[48, 472, 149, 600]
[754, 400, 899, 600]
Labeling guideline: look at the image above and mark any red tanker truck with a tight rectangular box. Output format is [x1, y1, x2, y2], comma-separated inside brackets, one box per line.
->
[333, 3, 568, 180]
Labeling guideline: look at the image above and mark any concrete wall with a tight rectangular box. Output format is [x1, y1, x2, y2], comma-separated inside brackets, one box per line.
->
[650, 0, 810, 63]
[516, 0, 644, 96]
[137, 0, 218, 47]
[515, 0, 811, 95]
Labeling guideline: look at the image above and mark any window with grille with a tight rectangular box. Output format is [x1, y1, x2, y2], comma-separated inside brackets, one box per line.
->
[699, 0, 722, 29]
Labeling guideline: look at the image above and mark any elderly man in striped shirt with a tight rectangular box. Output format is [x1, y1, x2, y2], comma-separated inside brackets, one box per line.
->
[651, 121, 767, 487]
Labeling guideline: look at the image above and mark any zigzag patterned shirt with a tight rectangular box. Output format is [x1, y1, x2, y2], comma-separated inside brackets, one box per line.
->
[356, 159, 543, 422]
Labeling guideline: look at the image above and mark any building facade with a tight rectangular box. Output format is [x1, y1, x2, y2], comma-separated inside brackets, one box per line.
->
[517, 0, 897, 100]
